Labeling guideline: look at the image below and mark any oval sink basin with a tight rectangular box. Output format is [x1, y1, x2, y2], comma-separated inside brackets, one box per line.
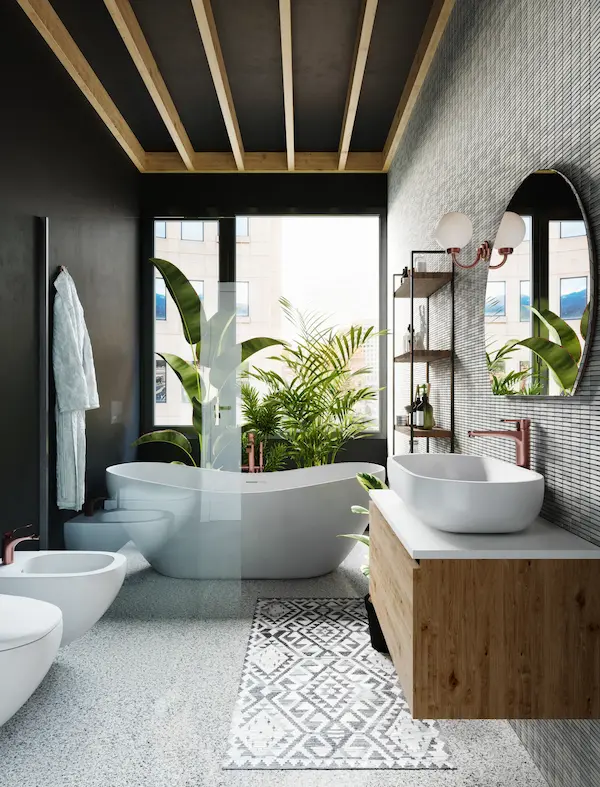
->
[21, 552, 115, 574]
[387, 454, 544, 533]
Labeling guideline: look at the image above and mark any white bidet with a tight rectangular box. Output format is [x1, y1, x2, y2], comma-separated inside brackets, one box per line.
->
[0, 551, 126, 646]
[0, 594, 63, 726]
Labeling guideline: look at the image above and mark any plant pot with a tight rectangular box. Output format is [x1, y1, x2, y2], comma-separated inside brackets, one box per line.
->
[364, 593, 389, 654]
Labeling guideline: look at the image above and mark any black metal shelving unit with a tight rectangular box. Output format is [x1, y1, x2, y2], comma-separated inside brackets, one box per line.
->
[392, 250, 455, 454]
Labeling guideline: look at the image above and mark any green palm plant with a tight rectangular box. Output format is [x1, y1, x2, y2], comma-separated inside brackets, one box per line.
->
[242, 298, 383, 468]
[337, 472, 388, 577]
[135, 258, 283, 466]
[512, 304, 589, 394]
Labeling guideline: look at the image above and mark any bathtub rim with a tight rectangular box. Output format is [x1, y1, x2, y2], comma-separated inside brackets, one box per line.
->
[106, 460, 385, 495]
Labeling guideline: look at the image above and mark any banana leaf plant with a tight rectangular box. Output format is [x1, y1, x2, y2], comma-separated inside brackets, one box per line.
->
[135, 258, 283, 466]
[337, 472, 388, 577]
[512, 304, 589, 394]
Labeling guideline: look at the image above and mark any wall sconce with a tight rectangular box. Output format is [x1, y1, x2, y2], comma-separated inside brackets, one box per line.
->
[434, 211, 527, 270]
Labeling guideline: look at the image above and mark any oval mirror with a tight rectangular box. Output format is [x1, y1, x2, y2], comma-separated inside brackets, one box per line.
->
[485, 170, 594, 396]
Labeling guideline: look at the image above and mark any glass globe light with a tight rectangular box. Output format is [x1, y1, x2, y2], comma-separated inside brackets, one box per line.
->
[434, 212, 473, 251]
[494, 212, 526, 250]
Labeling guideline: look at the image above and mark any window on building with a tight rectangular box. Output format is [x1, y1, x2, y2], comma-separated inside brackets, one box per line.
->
[560, 220, 586, 238]
[236, 216, 249, 237]
[155, 220, 166, 239]
[156, 359, 167, 403]
[191, 280, 204, 300]
[236, 281, 249, 317]
[522, 215, 532, 242]
[155, 277, 166, 320]
[181, 221, 204, 241]
[560, 276, 588, 320]
[520, 280, 530, 321]
[485, 281, 506, 318]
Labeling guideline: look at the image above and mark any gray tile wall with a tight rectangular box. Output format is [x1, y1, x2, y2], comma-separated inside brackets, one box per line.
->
[387, 0, 600, 784]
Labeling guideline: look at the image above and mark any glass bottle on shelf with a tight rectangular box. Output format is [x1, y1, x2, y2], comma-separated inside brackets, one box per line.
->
[422, 384, 434, 430]
[413, 385, 424, 427]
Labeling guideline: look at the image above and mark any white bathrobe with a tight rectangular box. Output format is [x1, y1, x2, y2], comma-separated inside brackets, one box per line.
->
[53, 270, 99, 510]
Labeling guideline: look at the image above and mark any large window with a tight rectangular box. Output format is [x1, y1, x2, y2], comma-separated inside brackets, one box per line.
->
[180, 221, 204, 241]
[152, 215, 381, 430]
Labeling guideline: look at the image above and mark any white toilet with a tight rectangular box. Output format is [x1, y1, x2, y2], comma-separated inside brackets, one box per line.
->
[0, 594, 63, 727]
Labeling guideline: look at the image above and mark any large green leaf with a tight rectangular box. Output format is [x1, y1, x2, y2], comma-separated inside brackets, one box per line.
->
[151, 258, 204, 346]
[581, 303, 590, 341]
[530, 306, 581, 363]
[158, 352, 205, 404]
[514, 337, 579, 392]
[209, 337, 283, 390]
[190, 397, 203, 438]
[356, 472, 388, 492]
[133, 430, 196, 465]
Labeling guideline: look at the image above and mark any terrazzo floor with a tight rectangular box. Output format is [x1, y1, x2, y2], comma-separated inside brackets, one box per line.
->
[0, 544, 548, 787]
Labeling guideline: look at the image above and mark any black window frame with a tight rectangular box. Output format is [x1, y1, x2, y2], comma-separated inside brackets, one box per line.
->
[141, 210, 387, 443]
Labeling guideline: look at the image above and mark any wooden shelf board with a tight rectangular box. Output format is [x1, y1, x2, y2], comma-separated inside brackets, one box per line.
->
[394, 425, 452, 438]
[394, 272, 452, 299]
[394, 349, 452, 363]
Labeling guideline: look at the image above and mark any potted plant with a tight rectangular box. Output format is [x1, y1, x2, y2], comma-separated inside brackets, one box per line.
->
[241, 298, 383, 469]
[339, 472, 389, 654]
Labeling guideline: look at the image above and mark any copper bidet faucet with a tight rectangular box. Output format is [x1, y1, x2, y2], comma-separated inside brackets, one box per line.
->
[2, 524, 39, 566]
[467, 418, 531, 469]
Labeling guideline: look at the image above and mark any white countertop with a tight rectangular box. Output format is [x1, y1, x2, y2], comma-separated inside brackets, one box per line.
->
[369, 490, 600, 560]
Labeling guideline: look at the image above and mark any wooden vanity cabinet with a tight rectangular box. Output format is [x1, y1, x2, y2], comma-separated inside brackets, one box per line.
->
[369, 503, 600, 719]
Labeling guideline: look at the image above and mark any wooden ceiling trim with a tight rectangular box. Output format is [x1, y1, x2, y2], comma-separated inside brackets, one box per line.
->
[382, 0, 455, 171]
[144, 151, 382, 173]
[103, 0, 195, 171]
[278, 0, 294, 171]
[190, 0, 245, 171]
[338, 0, 378, 171]
[16, 0, 146, 171]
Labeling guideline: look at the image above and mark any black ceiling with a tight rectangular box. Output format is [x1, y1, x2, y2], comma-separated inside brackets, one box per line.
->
[46, 0, 435, 153]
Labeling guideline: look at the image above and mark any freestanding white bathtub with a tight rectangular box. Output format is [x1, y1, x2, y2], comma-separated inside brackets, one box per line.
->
[106, 461, 385, 579]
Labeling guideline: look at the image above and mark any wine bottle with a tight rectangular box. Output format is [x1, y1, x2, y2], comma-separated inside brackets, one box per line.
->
[422, 385, 434, 429]
[414, 385, 425, 427]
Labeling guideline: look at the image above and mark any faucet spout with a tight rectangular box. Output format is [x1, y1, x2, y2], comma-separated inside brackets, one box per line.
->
[467, 418, 531, 469]
[2, 525, 39, 566]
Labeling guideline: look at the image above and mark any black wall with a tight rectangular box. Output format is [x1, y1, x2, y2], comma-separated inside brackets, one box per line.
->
[0, 2, 140, 546]
[388, 0, 600, 784]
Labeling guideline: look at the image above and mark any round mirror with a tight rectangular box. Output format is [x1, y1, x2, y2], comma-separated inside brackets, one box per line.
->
[485, 170, 594, 396]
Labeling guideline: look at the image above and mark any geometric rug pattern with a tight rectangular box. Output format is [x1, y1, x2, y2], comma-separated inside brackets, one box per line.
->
[223, 598, 455, 770]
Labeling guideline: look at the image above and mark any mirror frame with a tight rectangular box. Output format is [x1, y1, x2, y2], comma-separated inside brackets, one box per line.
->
[491, 168, 597, 398]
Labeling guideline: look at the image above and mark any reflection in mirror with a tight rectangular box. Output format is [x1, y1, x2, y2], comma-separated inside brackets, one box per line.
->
[485, 171, 593, 396]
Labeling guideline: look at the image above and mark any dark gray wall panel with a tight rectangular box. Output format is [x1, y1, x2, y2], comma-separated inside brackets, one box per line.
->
[388, 0, 599, 784]
[0, 2, 140, 547]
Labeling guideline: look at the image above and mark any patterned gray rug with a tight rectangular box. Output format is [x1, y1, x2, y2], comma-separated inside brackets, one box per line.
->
[223, 598, 455, 770]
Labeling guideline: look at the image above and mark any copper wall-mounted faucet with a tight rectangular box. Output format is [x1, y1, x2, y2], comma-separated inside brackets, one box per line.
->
[2, 525, 39, 566]
[467, 418, 531, 469]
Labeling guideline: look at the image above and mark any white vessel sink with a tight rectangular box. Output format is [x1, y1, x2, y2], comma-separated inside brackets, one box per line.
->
[387, 454, 544, 534]
[0, 551, 126, 646]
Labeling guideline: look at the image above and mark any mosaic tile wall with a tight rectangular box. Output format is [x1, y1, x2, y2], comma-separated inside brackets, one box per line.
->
[387, 0, 600, 784]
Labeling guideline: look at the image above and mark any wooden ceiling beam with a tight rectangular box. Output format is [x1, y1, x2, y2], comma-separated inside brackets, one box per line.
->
[144, 151, 383, 173]
[190, 0, 245, 170]
[16, 0, 146, 171]
[103, 0, 195, 171]
[338, 0, 378, 171]
[278, 0, 294, 171]
[382, 0, 455, 171]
